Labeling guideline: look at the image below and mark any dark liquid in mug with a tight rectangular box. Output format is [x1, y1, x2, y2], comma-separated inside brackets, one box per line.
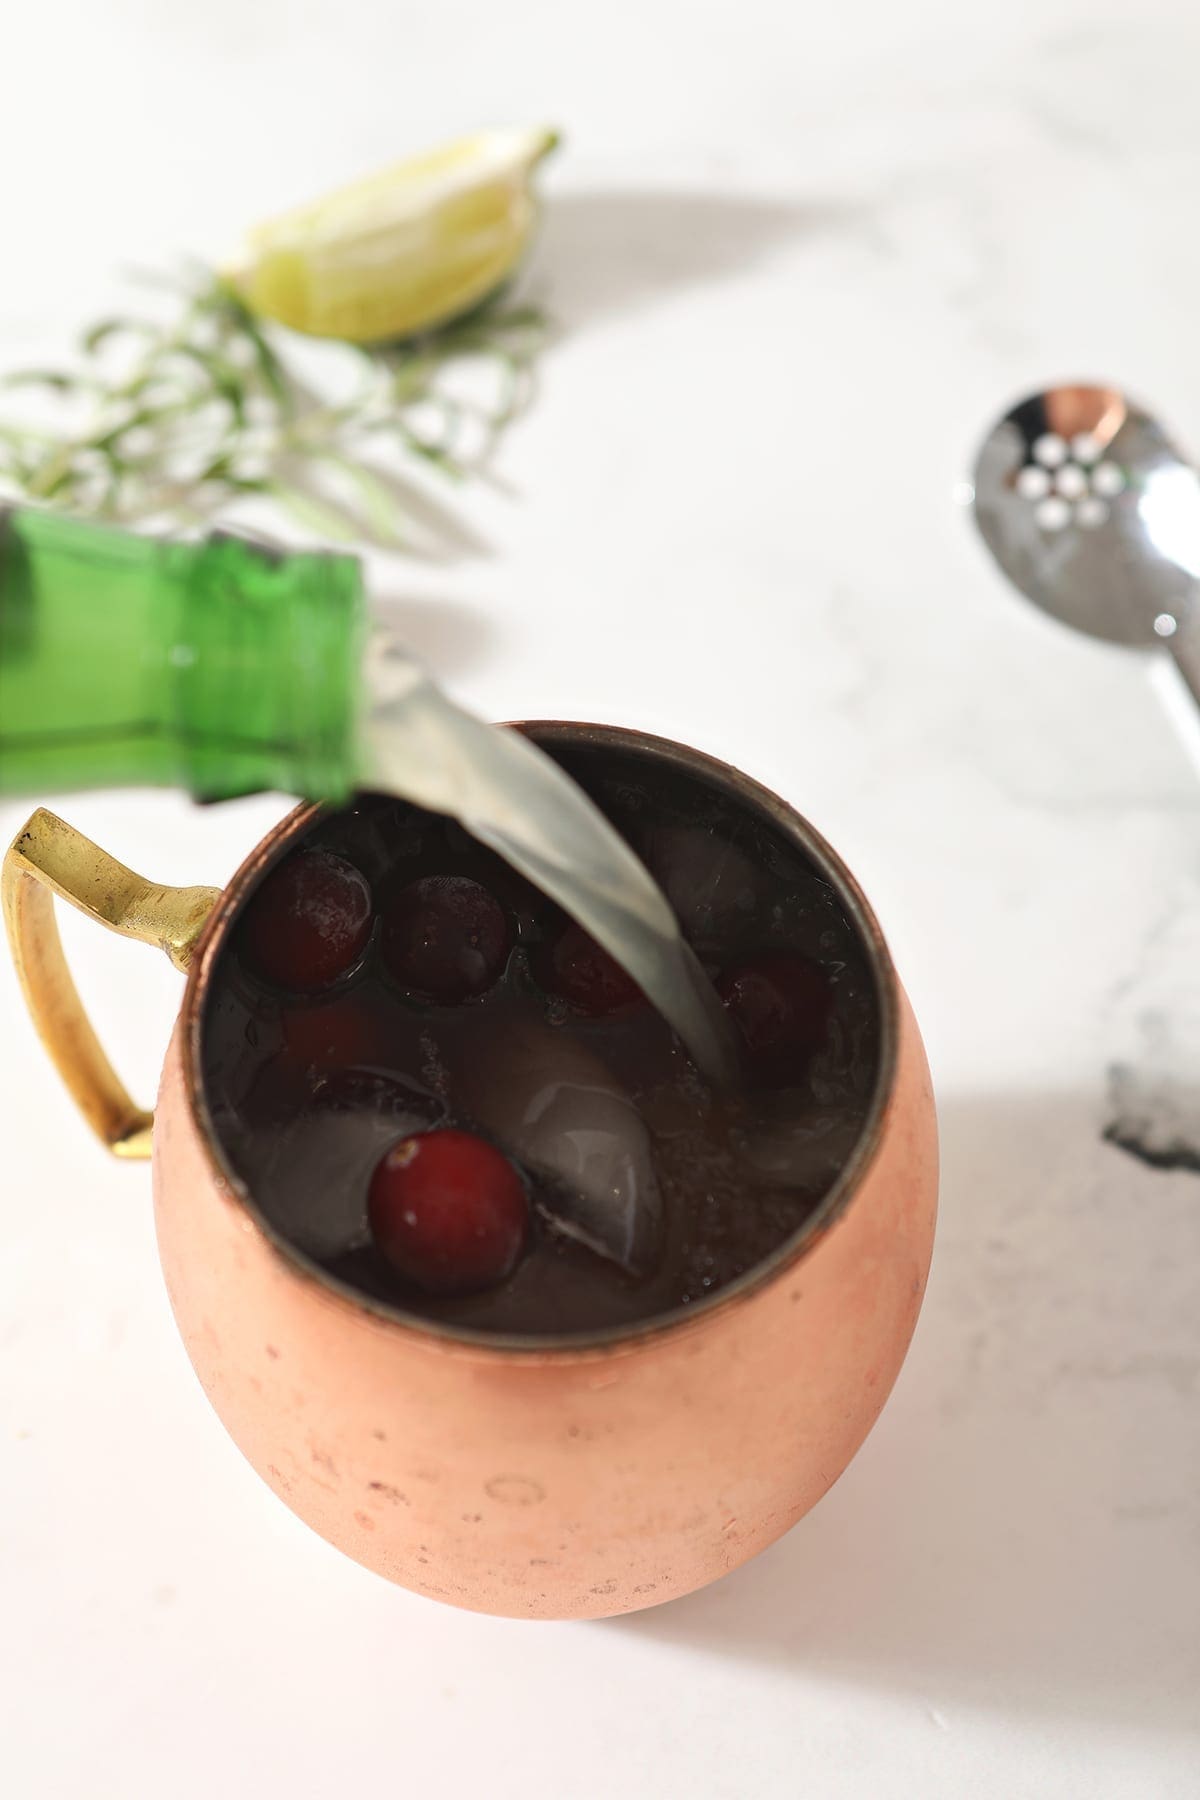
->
[201, 742, 882, 1336]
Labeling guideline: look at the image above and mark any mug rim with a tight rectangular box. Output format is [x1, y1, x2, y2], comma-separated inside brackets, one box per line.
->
[180, 721, 900, 1359]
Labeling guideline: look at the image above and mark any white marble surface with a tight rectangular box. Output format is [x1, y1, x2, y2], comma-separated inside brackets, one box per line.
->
[3, 2, 1200, 1794]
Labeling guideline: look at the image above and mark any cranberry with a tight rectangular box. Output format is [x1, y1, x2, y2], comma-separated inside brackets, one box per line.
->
[535, 921, 644, 1016]
[245, 996, 384, 1123]
[240, 850, 372, 993]
[280, 997, 384, 1078]
[368, 1129, 529, 1296]
[717, 951, 833, 1082]
[382, 876, 511, 1003]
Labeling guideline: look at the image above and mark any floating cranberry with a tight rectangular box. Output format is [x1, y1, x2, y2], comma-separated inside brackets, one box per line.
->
[243, 996, 385, 1124]
[717, 951, 833, 1082]
[535, 921, 644, 1016]
[382, 876, 510, 1003]
[368, 1129, 529, 1296]
[280, 998, 384, 1079]
[240, 850, 372, 993]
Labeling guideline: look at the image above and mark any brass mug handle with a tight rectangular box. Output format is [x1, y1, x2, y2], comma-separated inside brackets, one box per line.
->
[1, 810, 221, 1160]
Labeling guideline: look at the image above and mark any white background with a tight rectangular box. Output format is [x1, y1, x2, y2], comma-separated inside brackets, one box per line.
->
[3, 2, 1200, 1795]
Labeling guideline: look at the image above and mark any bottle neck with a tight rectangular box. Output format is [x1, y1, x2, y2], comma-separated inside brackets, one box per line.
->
[0, 509, 368, 803]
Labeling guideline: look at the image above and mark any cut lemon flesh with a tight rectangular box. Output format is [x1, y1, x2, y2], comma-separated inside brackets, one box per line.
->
[226, 126, 559, 343]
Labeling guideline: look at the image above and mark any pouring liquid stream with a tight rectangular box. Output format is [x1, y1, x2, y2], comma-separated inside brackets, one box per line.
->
[362, 636, 741, 1088]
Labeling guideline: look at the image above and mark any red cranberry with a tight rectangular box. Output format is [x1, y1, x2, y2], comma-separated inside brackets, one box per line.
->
[717, 951, 833, 1082]
[382, 876, 511, 1003]
[241, 850, 372, 993]
[368, 1129, 529, 1296]
[535, 921, 644, 1016]
[280, 998, 383, 1078]
[245, 996, 385, 1123]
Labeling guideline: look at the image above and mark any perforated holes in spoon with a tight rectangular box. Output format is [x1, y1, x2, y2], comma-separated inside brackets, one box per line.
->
[1016, 436, 1126, 534]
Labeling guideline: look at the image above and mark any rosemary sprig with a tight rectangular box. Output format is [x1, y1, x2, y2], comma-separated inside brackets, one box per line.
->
[0, 273, 548, 547]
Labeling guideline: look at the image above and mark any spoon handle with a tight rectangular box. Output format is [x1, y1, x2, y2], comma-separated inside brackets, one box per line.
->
[1147, 646, 1200, 781]
[1166, 604, 1200, 710]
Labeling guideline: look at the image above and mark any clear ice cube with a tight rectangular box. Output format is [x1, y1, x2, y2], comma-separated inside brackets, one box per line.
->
[459, 1020, 664, 1276]
[257, 1073, 441, 1260]
[733, 1090, 864, 1193]
[643, 825, 764, 947]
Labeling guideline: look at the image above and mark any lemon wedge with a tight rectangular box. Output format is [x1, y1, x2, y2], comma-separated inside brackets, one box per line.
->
[225, 125, 560, 344]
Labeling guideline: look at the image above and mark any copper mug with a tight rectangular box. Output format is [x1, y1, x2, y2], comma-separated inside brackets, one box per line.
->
[1, 724, 937, 1620]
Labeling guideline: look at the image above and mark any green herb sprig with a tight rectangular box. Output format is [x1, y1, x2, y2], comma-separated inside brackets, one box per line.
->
[0, 272, 548, 547]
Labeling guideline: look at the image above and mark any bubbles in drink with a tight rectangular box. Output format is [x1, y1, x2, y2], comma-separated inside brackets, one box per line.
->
[730, 1090, 865, 1191]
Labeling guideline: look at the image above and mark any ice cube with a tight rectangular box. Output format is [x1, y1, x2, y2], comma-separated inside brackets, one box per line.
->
[458, 1020, 664, 1276]
[643, 825, 764, 948]
[733, 1091, 864, 1194]
[257, 1074, 441, 1260]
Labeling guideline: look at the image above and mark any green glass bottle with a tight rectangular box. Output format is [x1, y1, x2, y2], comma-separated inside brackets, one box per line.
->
[0, 506, 739, 1080]
[0, 507, 367, 801]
